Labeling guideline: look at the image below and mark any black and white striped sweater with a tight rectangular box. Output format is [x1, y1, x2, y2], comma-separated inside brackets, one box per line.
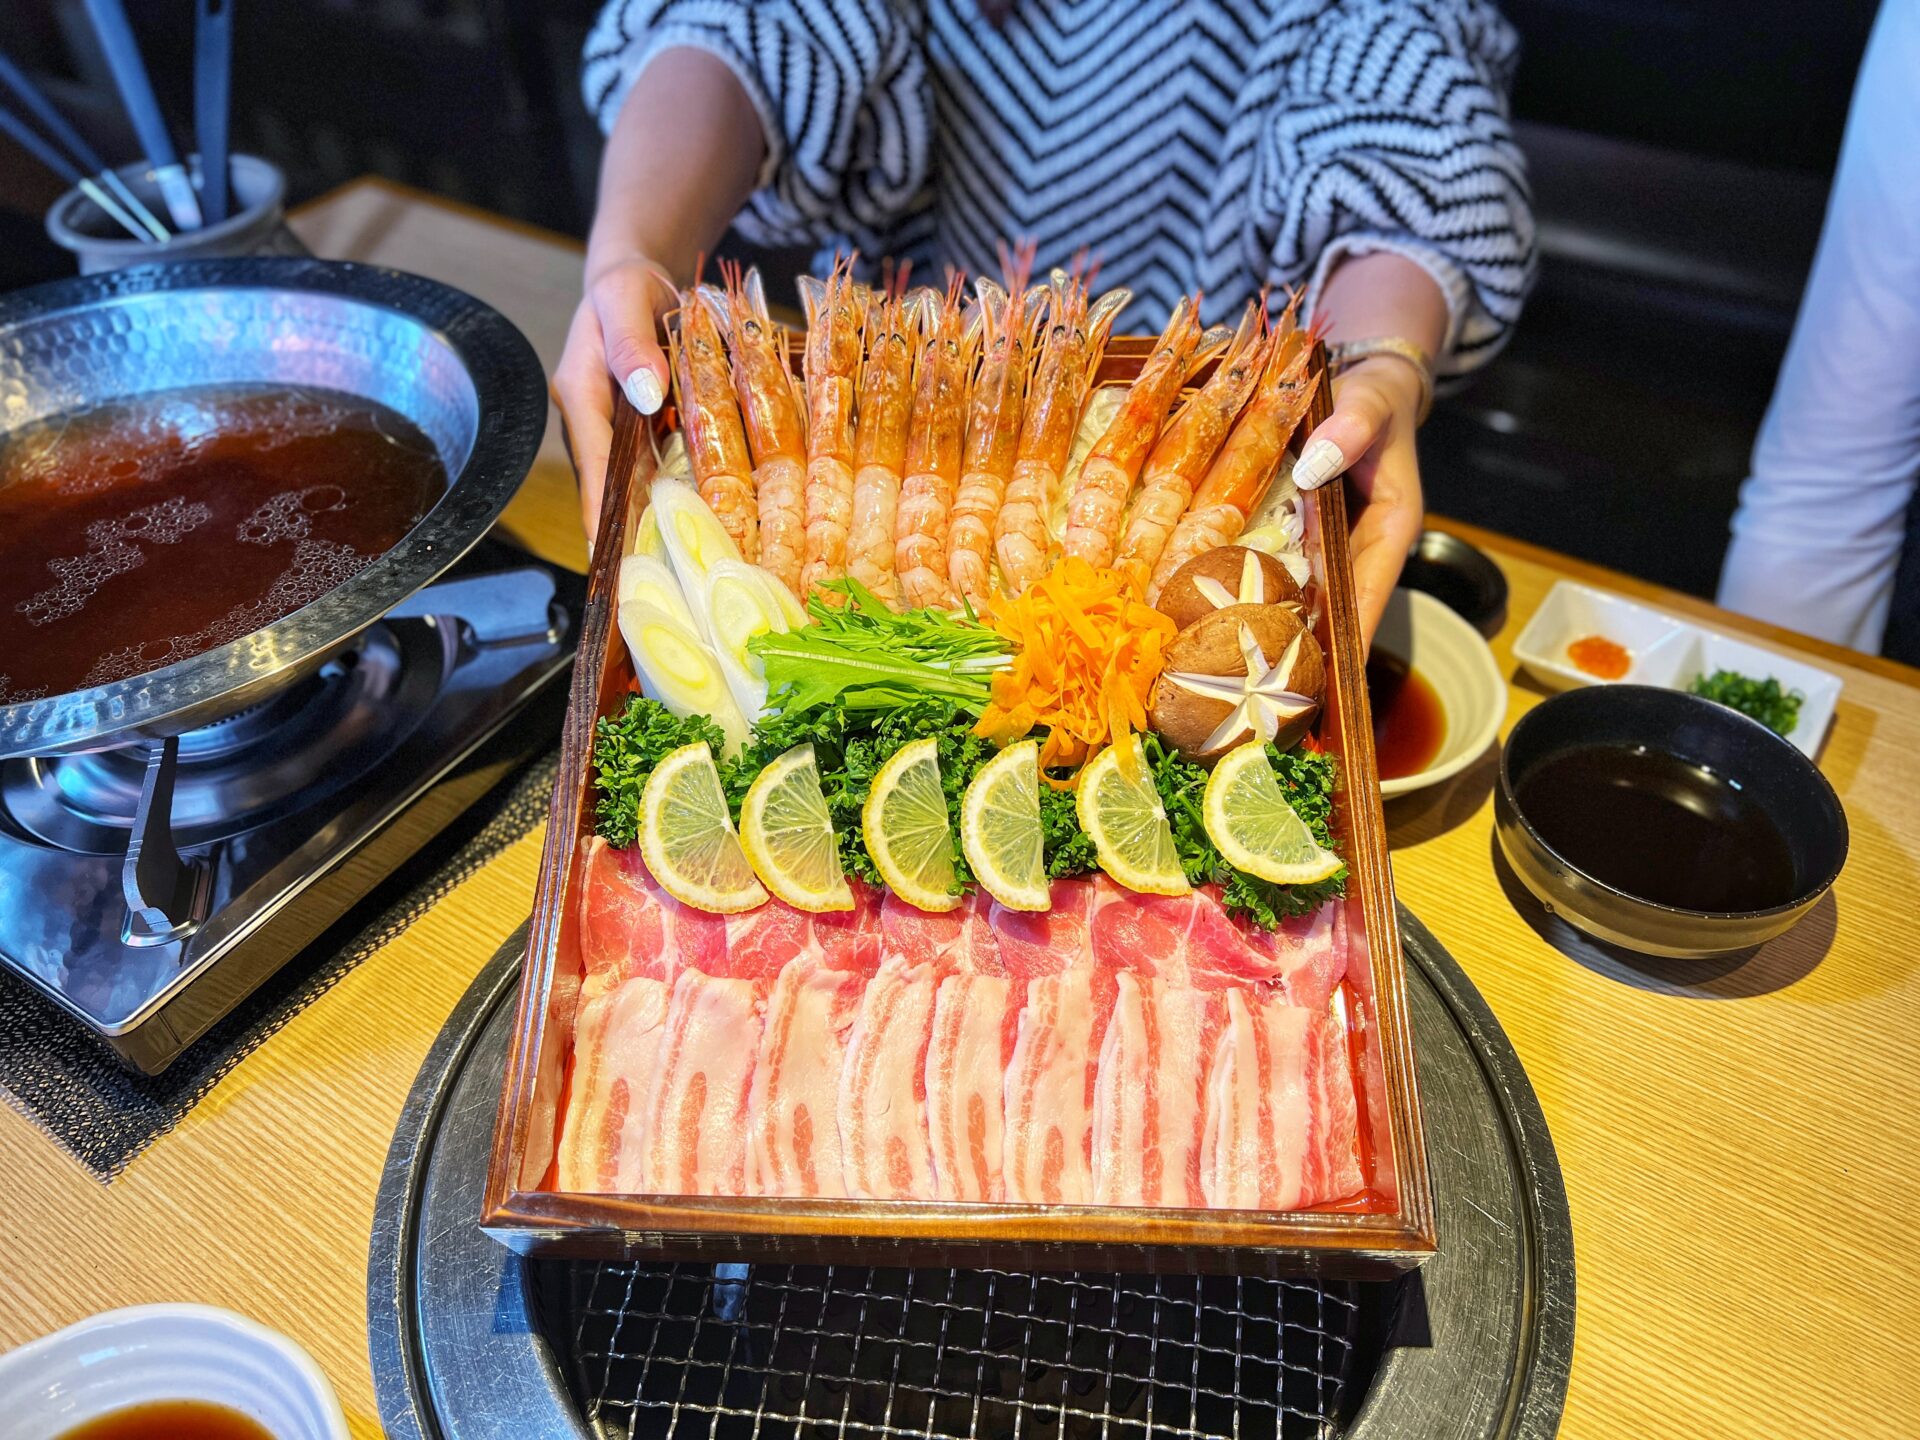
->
[583, 0, 1535, 372]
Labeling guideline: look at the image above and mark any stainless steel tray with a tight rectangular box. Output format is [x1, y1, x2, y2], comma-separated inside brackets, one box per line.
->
[368, 908, 1572, 1439]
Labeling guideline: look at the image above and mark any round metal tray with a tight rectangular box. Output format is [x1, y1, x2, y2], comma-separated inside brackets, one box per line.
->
[369, 909, 1572, 1440]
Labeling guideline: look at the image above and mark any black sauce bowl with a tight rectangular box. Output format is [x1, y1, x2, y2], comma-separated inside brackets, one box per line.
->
[1399, 529, 1508, 637]
[1495, 685, 1848, 958]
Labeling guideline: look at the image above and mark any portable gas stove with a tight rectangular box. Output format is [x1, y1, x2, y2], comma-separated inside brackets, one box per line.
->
[0, 539, 583, 1073]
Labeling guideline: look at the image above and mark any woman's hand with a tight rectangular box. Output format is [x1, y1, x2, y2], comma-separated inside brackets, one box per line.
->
[551, 46, 767, 548]
[1304, 250, 1446, 645]
[552, 254, 675, 547]
[1291, 354, 1426, 644]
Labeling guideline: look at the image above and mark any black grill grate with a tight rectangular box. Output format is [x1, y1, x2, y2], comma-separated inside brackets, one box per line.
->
[551, 1263, 1364, 1440]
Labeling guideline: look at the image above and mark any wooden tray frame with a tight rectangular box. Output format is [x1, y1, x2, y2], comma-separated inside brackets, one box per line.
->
[482, 338, 1436, 1277]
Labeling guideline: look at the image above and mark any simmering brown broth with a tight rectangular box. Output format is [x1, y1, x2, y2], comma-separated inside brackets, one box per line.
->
[0, 383, 448, 704]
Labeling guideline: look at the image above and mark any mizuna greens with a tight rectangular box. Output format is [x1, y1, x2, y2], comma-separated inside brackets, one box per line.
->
[748, 578, 1009, 713]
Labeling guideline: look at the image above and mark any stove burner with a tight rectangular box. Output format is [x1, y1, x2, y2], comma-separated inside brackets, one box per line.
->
[1, 619, 449, 854]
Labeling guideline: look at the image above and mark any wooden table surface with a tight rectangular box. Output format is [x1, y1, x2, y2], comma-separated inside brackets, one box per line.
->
[2, 178, 1916, 1440]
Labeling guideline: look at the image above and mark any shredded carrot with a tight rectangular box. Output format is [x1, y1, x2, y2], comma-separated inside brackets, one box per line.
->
[973, 556, 1178, 785]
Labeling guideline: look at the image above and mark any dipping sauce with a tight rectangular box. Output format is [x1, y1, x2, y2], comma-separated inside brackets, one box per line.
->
[1367, 650, 1447, 780]
[0, 383, 448, 704]
[1515, 744, 1798, 911]
[1567, 633, 1630, 680]
[56, 1400, 274, 1440]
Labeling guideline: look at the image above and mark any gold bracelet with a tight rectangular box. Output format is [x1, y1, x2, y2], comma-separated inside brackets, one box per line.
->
[1327, 336, 1435, 426]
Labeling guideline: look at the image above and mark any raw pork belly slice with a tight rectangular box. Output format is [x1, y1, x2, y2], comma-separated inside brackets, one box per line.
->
[1199, 988, 1365, 1209]
[1200, 989, 1311, 1210]
[839, 955, 941, 1199]
[814, 880, 888, 970]
[575, 836, 674, 996]
[748, 953, 871, 1197]
[1302, 1008, 1365, 1203]
[1091, 974, 1224, 1208]
[555, 975, 671, 1193]
[640, 970, 764, 1196]
[1002, 968, 1100, 1203]
[882, 888, 1002, 974]
[925, 972, 1015, 1201]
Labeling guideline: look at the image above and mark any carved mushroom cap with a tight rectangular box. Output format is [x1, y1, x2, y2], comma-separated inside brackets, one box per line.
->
[1156, 546, 1302, 631]
[1148, 603, 1326, 763]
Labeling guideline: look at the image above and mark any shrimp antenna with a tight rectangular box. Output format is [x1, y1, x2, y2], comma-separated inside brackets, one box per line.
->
[997, 236, 1037, 299]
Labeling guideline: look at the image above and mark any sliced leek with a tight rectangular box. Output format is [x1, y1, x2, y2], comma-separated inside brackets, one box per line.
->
[617, 599, 750, 757]
[617, 554, 697, 632]
[704, 557, 790, 722]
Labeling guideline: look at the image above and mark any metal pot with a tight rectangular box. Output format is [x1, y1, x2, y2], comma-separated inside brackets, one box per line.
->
[0, 258, 547, 760]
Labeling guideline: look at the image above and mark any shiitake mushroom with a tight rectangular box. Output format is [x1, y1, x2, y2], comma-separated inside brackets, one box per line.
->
[1148, 603, 1326, 762]
[1155, 545, 1302, 631]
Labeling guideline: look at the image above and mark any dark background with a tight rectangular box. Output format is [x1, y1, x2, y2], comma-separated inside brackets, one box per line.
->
[0, 0, 1884, 604]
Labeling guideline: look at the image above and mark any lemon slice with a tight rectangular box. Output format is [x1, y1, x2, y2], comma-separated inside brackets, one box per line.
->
[1203, 741, 1344, 884]
[1077, 736, 1190, 896]
[862, 737, 961, 912]
[962, 740, 1049, 911]
[740, 744, 854, 912]
[639, 741, 767, 912]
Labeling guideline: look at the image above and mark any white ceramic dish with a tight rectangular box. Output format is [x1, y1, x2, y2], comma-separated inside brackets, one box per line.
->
[1512, 581, 1841, 758]
[1372, 587, 1507, 798]
[0, 1304, 349, 1440]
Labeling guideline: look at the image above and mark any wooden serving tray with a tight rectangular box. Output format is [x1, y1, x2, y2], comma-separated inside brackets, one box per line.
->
[482, 338, 1436, 1277]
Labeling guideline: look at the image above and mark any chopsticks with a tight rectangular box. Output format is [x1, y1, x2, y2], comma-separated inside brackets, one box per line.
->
[81, 0, 203, 230]
[2, 5, 239, 243]
[0, 101, 153, 240]
[0, 47, 169, 240]
[193, 0, 233, 224]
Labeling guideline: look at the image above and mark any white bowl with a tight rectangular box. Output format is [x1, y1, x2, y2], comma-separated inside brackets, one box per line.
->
[1511, 580, 1841, 758]
[1371, 588, 1507, 797]
[0, 1305, 349, 1440]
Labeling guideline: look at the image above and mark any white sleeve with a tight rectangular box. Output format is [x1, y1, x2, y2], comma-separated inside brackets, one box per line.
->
[1716, 0, 1920, 653]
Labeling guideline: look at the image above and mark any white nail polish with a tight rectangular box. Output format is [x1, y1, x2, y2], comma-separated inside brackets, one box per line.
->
[1292, 438, 1346, 491]
[624, 367, 664, 415]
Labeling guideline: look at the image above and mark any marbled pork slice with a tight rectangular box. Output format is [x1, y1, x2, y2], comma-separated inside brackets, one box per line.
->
[882, 887, 1003, 974]
[813, 879, 888, 970]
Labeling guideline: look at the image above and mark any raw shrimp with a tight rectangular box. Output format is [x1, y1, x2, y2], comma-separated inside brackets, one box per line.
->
[846, 289, 918, 605]
[1113, 294, 1278, 596]
[798, 255, 865, 601]
[894, 276, 977, 610]
[704, 264, 807, 600]
[1146, 320, 1319, 602]
[992, 276, 1130, 597]
[1062, 295, 1223, 570]
[947, 274, 1046, 615]
[669, 288, 758, 561]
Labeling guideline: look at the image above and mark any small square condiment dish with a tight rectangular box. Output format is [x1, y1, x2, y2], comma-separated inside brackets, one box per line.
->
[1512, 581, 1841, 758]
